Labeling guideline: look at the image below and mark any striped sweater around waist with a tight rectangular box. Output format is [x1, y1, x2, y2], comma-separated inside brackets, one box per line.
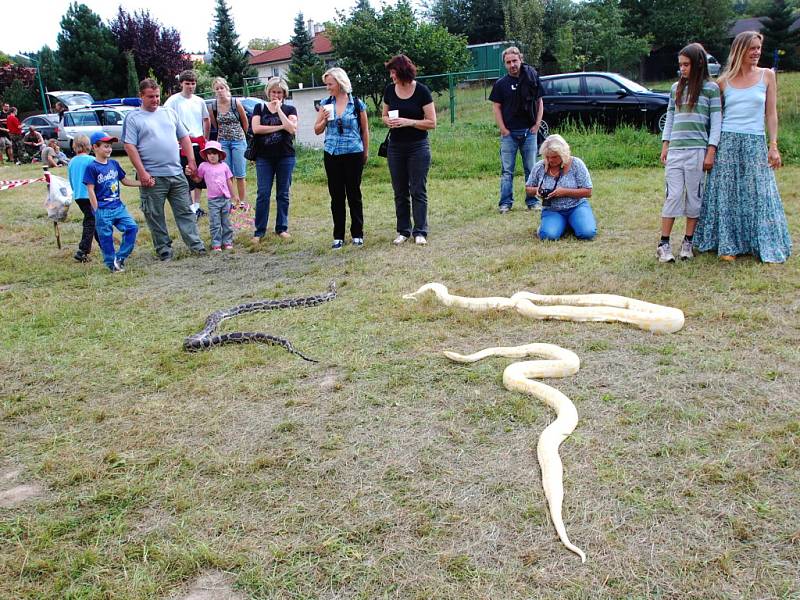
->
[661, 81, 722, 149]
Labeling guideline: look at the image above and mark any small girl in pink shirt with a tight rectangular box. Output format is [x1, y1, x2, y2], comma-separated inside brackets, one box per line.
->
[187, 140, 239, 250]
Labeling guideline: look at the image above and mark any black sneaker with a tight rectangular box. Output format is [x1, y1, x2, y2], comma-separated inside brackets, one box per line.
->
[195, 207, 207, 221]
[159, 251, 173, 262]
[73, 250, 90, 263]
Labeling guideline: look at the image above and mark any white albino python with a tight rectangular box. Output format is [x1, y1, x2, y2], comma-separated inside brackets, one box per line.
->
[403, 283, 685, 563]
[402, 282, 684, 334]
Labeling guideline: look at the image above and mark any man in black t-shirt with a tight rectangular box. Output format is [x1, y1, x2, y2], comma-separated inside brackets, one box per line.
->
[488, 47, 543, 212]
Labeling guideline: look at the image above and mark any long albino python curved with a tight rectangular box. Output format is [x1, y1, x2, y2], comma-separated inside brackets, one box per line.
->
[403, 283, 685, 562]
[402, 282, 684, 334]
[445, 343, 586, 562]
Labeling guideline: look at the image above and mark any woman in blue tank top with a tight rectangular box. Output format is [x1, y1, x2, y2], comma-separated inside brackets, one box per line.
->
[694, 31, 791, 263]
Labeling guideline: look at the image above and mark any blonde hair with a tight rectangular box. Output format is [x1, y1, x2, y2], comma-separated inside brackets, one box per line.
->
[539, 134, 571, 164]
[323, 67, 352, 94]
[265, 77, 289, 99]
[211, 77, 231, 96]
[719, 31, 763, 86]
[72, 134, 91, 154]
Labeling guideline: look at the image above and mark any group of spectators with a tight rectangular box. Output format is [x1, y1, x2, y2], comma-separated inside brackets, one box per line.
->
[0, 102, 70, 167]
[2, 32, 792, 268]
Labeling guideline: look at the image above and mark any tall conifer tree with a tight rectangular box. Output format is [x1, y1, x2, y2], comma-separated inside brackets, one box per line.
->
[287, 12, 324, 88]
[209, 0, 254, 88]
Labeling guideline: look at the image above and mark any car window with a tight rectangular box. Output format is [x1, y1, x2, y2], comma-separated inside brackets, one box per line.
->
[65, 112, 100, 127]
[543, 77, 581, 96]
[585, 76, 623, 95]
[102, 110, 124, 126]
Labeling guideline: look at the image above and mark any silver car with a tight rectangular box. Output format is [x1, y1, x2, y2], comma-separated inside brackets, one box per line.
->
[57, 105, 138, 153]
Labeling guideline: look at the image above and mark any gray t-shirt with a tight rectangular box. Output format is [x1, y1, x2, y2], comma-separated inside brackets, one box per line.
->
[122, 107, 188, 177]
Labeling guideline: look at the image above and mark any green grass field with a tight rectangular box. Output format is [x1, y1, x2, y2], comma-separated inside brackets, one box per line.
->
[0, 76, 798, 599]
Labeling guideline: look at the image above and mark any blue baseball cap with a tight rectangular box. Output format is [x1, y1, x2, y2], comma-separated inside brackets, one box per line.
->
[90, 131, 119, 145]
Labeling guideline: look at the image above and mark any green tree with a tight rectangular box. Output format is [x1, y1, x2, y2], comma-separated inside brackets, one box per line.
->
[125, 51, 138, 96]
[553, 25, 579, 72]
[209, 0, 255, 88]
[575, 0, 651, 72]
[620, 0, 734, 57]
[424, 0, 505, 44]
[329, 0, 471, 107]
[2, 79, 37, 112]
[761, 0, 800, 69]
[56, 2, 124, 98]
[247, 38, 281, 51]
[287, 12, 324, 88]
[34, 46, 63, 91]
[503, 0, 546, 64]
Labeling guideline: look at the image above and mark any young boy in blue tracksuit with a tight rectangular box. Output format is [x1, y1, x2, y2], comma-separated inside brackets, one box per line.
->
[83, 131, 140, 272]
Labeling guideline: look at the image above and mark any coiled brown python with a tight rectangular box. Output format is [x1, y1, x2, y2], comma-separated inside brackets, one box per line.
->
[403, 283, 685, 562]
[183, 282, 336, 361]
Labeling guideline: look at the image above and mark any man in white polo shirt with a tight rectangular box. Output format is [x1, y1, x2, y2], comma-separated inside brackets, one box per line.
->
[164, 69, 210, 206]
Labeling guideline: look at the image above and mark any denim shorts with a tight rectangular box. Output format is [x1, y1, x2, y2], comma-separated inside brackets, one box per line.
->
[220, 138, 248, 179]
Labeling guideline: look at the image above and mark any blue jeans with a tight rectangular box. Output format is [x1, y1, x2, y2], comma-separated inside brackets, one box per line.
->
[220, 138, 247, 179]
[95, 204, 139, 268]
[208, 196, 233, 247]
[254, 155, 295, 236]
[500, 129, 538, 208]
[539, 200, 597, 240]
[387, 139, 431, 238]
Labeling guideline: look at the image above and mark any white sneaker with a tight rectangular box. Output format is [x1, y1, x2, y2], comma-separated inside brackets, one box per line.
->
[656, 242, 675, 263]
[415, 235, 427, 245]
[679, 239, 694, 260]
[392, 235, 408, 245]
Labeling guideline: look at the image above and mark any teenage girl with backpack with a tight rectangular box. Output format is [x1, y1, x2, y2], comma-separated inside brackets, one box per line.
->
[210, 77, 249, 209]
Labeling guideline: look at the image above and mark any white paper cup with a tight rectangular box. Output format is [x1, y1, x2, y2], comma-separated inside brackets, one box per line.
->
[388, 110, 399, 119]
[323, 104, 335, 121]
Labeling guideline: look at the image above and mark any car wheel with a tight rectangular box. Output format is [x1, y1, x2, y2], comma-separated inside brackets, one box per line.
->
[539, 119, 550, 139]
[657, 111, 668, 133]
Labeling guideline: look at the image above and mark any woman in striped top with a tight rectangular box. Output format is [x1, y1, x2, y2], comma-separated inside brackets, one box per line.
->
[657, 43, 721, 263]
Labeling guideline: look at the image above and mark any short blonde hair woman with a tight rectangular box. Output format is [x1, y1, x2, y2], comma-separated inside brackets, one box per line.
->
[251, 76, 298, 242]
[525, 134, 596, 241]
[314, 67, 369, 249]
[322, 68, 352, 94]
[264, 77, 289, 99]
[538, 134, 571, 166]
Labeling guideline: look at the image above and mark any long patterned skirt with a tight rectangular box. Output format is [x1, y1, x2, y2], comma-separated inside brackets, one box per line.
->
[695, 131, 792, 263]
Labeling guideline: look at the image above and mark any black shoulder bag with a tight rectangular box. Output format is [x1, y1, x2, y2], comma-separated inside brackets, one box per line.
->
[244, 101, 265, 161]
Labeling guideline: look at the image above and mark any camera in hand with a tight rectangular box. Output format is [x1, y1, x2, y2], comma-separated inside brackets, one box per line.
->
[538, 187, 554, 206]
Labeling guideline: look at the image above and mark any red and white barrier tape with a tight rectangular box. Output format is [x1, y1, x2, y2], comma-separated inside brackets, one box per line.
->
[0, 176, 47, 191]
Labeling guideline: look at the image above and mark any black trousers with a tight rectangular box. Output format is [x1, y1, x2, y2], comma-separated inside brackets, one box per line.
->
[323, 151, 364, 240]
[75, 198, 99, 254]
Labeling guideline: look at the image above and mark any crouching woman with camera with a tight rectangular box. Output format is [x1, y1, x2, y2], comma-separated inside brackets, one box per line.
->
[525, 134, 596, 241]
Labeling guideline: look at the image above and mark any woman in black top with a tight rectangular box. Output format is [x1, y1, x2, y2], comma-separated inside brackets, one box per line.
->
[251, 77, 298, 241]
[381, 55, 437, 245]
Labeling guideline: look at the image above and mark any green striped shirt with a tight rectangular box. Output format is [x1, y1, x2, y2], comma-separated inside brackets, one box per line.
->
[661, 81, 722, 149]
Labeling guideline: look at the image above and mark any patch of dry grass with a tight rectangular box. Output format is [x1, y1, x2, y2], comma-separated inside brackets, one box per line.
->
[0, 150, 798, 598]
